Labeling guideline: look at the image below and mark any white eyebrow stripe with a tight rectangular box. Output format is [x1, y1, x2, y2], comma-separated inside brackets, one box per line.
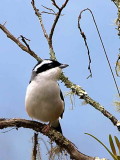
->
[34, 60, 52, 71]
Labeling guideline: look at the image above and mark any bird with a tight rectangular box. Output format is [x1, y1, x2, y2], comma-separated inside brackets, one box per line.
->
[25, 59, 68, 134]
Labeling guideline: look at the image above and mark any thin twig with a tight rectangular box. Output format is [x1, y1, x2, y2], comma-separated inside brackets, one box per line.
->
[32, 132, 38, 160]
[61, 0, 69, 10]
[51, 0, 60, 10]
[31, 0, 69, 58]
[49, 11, 62, 47]
[39, 137, 49, 153]
[41, 5, 56, 14]
[20, 35, 31, 51]
[78, 8, 120, 97]
[41, 11, 56, 15]
[49, 0, 69, 46]
[41, 11, 64, 16]
[0, 24, 41, 61]
[111, 0, 118, 8]
[31, 0, 49, 41]
[78, 13, 92, 78]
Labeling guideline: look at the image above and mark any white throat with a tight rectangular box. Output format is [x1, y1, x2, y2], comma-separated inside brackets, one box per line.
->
[35, 67, 62, 81]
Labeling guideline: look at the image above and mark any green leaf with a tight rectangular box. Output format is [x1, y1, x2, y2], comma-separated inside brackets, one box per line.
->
[117, 156, 120, 160]
[85, 133, 118, 160]
[114, 136, 120, 154]
[109, 135, 117, 156]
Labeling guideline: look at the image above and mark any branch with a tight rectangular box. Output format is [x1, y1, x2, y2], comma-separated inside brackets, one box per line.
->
[78, 12, 92, 79]
[0, 118, 96, 160]
[41, 11, 56, 15]
[31, 0, 49, 41]
[51, 0, 60, 10]
[78, 8, 120, 97]
[31, 0, 69, 59]
[0, 24, 41, 62]
[111, 0, 119, 8]
[60, 73, 120, 131]
[41, 5, 56, 15]
[32, 133, 38, 160]
[49, 0, 69, 47]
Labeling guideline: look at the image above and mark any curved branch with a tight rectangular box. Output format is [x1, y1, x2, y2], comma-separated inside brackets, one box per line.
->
[0, 118, 95, 160]
[0, 24, 41, 62]
[78, 8, 120, 97]
[49, 0, 69, 48]
[78, 9, 93, 79]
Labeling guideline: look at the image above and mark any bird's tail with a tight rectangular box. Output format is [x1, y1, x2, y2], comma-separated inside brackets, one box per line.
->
[51, 119, 62, 134]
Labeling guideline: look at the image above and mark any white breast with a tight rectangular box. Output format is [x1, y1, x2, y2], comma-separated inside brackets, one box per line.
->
[25, 79, 64, 123]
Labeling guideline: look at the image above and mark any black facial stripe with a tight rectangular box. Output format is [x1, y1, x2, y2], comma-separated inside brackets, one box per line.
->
[36, 63, 52, 73]
[34, 60, 61, 74]
[32, 61, 42, 71]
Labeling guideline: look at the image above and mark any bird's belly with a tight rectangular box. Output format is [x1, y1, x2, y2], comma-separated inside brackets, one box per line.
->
[25, 81, 64, 122]
[26, 99, 63, 122]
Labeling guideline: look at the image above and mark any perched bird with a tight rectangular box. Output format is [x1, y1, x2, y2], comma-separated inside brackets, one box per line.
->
[25, 59, 68, 134]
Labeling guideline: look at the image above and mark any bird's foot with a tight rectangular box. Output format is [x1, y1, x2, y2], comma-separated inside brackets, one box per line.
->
[42, 124, 51, 133]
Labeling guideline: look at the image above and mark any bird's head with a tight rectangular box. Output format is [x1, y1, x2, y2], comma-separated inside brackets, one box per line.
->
[31, 59, 68, 81]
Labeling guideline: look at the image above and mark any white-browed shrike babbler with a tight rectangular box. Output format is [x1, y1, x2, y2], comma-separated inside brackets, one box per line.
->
[25, 59, 68, 134]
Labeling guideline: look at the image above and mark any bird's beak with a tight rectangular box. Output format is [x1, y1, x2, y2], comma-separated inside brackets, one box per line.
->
[59, 64, 69, 69]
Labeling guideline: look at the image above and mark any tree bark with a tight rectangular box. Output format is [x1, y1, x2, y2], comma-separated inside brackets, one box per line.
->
[0, 118, 96, 160]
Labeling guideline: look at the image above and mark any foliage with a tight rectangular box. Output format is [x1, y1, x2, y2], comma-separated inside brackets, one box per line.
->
[111, 0, 120, 36]
[85, 133, 120, 160]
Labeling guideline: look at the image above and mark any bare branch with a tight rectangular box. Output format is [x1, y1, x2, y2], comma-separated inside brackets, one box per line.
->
[0, 24, 41, 61]
[111, 0, 119, 8]
[31, 0, 49, 41]
[78, 8, 120, 97]
[49, 11, 61, 48]
[60, 72, 120, 131]
[41, 5, 56, 14]
[51, 0, 60, 10]
[0, 118, 95, 160]
[61, 0, 69, 10]
[31, 0, 69, 59]
[20, 35, 31, 51]
[32, 133, 38, 160]
[49, 0, 69, 46]
[78, 9, 93, 79]
[41, 11, 56, 15]
[78, 13, 92, 79]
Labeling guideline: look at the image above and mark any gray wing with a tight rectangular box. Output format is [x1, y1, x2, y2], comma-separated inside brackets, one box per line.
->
[60, 89, 65, 119]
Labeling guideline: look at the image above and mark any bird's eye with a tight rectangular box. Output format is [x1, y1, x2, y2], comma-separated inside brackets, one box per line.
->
[48, 63, 53, 67]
